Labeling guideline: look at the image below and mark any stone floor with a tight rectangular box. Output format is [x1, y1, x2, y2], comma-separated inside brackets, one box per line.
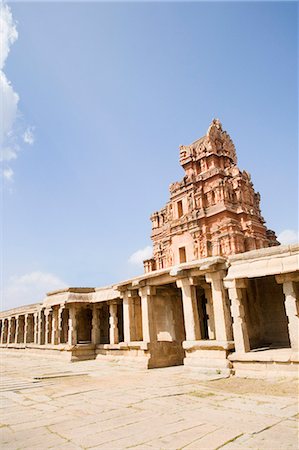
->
[0, 351, 298, 450]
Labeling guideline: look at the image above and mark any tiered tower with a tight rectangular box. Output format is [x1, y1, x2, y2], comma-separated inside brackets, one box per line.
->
[144, 119, 279, 272]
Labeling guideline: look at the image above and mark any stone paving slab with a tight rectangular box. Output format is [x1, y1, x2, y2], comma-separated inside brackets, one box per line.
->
[0, 351, 298, 449]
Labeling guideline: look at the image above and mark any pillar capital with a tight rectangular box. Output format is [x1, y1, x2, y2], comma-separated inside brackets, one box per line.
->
[275, 272, 299, 285]
[223, 278, 248, 290]
[138, 286, 156, 297]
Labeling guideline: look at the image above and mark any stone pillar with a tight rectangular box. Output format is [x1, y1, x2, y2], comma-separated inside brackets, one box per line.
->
[44, 309, 51, 345]
[176, 278, 201, 341]
[58, 305, 64, 344]
[202, 283, 215, 339]
[68, 306, 77, 346]
[92, 304, 100, 344]
[206, 271, 232, 341]
[34, 312, 39, 344]
[37, 311, 42, 345]
[0, 319, 3, 344]
[109, 302, 119, 344]
[122, 291, 136, 343]
[139, 286, 156, 343]
[275, 275, 299, 351]
[7, 318, 13, 344]
[51, 307, 59, 345]
[24, 314, 29, 344]
[14, 316, 19, 344]
[225, 279, 250, 353]
[282, 281, 299, 351]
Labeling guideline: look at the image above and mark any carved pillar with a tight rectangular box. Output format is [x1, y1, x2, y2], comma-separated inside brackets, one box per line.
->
[7, 318, 13, 344]
[122, 291, 136, 343]
[139, 286, 156, 343]
[176, 278, 201, 341]
[57, 305, 64, 344]
[33, 312, 39, 344]
[206, 271, 232, 342]
[109, 302, 119, 345]
[0, 320, 3, 344]
[276, 275, 299, 351]
[44, 309, 51, 345]
[202, 283, 215, 339]
[14, 316, 19, 344]
[283, 281, 299, 351]
[225, 279, 250, 353]
[50, 307, 58, 345]
[37, 310, 42, 345]
[24, 314, 29, 344]
[68, 306, 77, 345]
[92, 304, 100, 345]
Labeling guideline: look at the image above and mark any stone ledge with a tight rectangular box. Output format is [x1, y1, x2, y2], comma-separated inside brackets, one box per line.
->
[229, 349, 299, 363]
[183, 340, 235, 351]
[97, 341, 149, 351]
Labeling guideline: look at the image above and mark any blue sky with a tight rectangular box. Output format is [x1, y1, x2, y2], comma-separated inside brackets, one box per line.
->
[1, 1, 298, 309]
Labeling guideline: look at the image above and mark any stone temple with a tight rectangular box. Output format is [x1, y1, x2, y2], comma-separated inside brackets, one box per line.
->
[1, 120, 298, 377]
[144, 119, 278, 273]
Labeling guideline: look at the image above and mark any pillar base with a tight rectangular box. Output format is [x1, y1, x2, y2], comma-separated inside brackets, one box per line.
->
[182, 340, 234, 375]
[229, 348, 299, 378]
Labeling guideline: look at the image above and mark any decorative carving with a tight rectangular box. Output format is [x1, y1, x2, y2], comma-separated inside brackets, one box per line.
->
[144, 120, 279, 272]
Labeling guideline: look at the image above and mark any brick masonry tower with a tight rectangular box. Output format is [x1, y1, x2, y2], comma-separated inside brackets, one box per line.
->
[144, 119, 279, 272]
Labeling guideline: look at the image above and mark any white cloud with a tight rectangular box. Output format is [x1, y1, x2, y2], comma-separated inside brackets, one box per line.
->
[128, 246, 153, 265]
[0, 1, 18, 69]
[2, 167, 14, 181]
[277, 229, 298, 245]
[2, 271, 68, 310]
[23, 126, 35, 145]
[0, 2, 34, 180]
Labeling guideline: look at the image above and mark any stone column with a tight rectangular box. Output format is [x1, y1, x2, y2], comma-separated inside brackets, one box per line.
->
[282, 281, 299, 351]
[206, 271, 232, 341]
[7, 318, 13, 344]
[34, 312, 39, 344]
[225, 279, 250, 353]
[37, 310, 42, 345]
[92, 304, 100, 344]
[58, 305, 65, 344]
[51, 307, 59, 345]
[139, 286, 156, 343]
[68, 306, 77, 346]
[14, 316, 19, 344]
[44, 309, 51, 345]
[176, 278, 201, 341]
[0, 320, 3, 344]
[202, 283, 215, 339]
[24, 314, 29, 344]
[122, 291, 136, 343]
[109, 302, 119, 344]
[275, 274, 299, 351]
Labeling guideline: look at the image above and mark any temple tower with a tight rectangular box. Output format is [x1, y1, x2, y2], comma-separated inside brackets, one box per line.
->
[144, 119, 279, 273]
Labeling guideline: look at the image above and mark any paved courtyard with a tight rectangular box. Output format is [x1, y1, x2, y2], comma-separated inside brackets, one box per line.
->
[0, 352, 298, 449]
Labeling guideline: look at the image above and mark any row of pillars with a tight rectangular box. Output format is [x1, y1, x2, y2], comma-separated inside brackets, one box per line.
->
[0, 273, 234, 348]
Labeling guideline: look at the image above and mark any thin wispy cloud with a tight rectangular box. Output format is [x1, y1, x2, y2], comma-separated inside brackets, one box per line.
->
[23, 126, 35, 145]
[0, 1, 35, 182]
[277, 229, 298, 245]
[2, 271, 68, 310]
[128, 246, 152, 265]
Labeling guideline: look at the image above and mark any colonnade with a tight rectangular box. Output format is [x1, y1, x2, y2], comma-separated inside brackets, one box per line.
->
[1, 268, 298, 368]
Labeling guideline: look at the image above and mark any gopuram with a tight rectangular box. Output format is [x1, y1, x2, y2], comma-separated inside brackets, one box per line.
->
[144, 118, 278, 273]
[1, 120, 298, 378]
